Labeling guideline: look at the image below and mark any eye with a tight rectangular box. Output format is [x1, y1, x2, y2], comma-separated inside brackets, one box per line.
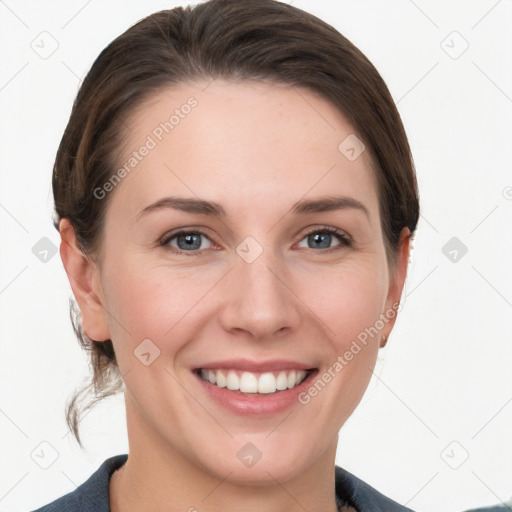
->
[297, 226, 351, 251]
[161, 229, 214, 255]
[160, 226, 352, 256]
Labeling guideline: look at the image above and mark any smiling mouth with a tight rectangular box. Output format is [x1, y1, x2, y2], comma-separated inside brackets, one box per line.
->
[196, 368, 315, 394]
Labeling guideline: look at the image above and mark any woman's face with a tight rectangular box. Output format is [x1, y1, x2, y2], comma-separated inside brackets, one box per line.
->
[79, 80, 409, 483]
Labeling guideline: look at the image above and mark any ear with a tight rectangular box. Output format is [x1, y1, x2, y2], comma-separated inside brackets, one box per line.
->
[58, 218, 110, 342]
[380, 227, 411, 345]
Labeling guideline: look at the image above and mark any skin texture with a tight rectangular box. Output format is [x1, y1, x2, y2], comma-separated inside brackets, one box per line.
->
[59, 80, 410, 512]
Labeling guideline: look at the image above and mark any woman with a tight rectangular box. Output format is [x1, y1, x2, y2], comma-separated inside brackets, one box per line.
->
[32, 0, 419, 510]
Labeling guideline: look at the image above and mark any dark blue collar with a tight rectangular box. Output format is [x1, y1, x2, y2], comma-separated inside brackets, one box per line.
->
[31, 454, 414, 511]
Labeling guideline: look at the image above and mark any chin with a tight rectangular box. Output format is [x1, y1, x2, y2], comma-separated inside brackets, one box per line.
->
[194, 433, 317, 487]
[215, 459, 305, 487]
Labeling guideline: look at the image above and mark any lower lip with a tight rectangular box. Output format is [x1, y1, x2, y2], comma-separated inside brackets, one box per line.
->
[194, 370, 318, 416]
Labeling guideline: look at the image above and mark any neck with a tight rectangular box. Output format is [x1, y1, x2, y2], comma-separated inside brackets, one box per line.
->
[110, 394, 341, 512]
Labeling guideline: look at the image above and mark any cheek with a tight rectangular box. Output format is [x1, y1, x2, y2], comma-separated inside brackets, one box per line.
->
[292, 265, 387, 432]
[100, 255, 221, 357]
[299, 260, 386, 401]
[100, 259, 189, 345]
[302, 259, 387, 346]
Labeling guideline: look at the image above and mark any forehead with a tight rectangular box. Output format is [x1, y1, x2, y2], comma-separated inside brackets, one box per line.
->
[110, 79, 379, 222]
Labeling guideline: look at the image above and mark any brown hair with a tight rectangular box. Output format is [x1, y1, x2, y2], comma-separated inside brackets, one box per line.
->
[53, 0, 420, 448]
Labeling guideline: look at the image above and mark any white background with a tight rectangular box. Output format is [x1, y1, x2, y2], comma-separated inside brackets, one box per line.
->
[1, 1, 511, 511]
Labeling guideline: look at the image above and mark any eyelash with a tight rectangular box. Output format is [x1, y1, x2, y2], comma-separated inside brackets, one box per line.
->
[160, 226, 352, 256]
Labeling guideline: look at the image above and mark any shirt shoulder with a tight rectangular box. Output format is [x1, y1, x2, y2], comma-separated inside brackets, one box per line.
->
[29, 454, 128, 512]
[335, 465, 415, 512]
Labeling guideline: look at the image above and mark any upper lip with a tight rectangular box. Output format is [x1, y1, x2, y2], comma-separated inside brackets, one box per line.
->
[195, 359, 315, 372]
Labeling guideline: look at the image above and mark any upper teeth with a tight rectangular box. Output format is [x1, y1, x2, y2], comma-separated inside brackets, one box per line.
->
[199, 369, 308, 394]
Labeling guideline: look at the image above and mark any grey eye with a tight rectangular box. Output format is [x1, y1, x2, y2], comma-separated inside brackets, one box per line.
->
[164, 231, 213, 252]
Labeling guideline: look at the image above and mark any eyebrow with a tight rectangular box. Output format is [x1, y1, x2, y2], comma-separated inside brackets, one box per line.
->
[135, 195, 370, 220]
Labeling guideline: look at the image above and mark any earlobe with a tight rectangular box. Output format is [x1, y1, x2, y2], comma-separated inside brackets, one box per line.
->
[58, 219, 110, 342]
[380, 227, 412, 345]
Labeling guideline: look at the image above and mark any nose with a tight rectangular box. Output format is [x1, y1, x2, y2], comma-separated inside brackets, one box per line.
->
[219, 248, 302, 340]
